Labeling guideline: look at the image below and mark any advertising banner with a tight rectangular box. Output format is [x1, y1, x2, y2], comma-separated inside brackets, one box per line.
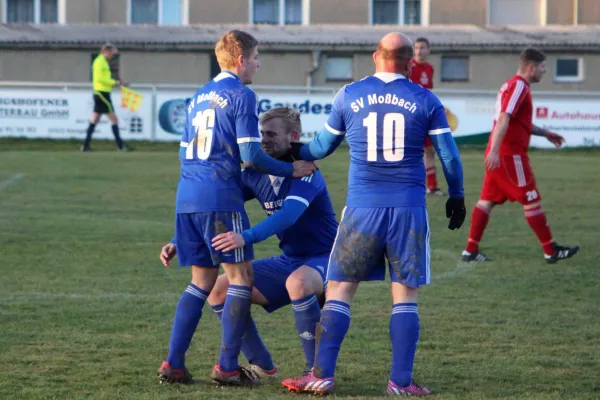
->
[154, 89, 335, 142]
[0, 87, 153, 141]
[437, 94, 600, 148]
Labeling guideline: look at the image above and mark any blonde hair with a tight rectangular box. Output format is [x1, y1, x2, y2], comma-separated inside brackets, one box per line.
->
[215, 30, 259, 70]
[260, 106, 302, 135]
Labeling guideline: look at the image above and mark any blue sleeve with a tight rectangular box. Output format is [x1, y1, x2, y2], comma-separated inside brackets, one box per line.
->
[235, 89, 261, 143]
[427, 94, 464, 199]
[239, 142, 294, 177]
[241, 174, 322, 244]
[240, 171, 257, 202]
[300, 87, 347, 161]
[170, 236, 176, 244]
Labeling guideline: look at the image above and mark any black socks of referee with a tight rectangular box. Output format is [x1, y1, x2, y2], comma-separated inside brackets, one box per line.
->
[83, 122, 96, 150]
[111, 124, 124, 149]
[83, 123, 124, 150]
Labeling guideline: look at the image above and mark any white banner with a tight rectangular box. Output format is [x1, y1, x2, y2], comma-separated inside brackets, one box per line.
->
[437, 94, 600, 148]
[2, 84, 598, 148]
[0, 88, 153, 140]
[154, 89, 335, 142]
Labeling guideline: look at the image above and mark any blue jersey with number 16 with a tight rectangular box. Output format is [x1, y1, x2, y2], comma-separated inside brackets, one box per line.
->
[176, 71, 260, 213]
[326, 73, 452, 208]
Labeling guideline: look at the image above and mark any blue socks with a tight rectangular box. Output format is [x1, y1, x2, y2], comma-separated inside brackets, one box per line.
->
[212, 303, 275, 371]
[166, 283, 209, 369]
[314, 300, 351, 378]
[292, 294, 321, 370]
[218, 285, 253, 372]
[389, 303, 420, 387]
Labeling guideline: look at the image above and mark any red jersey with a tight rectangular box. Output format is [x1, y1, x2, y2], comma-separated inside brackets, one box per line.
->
[488, 75, 532, 156]
[409, 59, 434, 89]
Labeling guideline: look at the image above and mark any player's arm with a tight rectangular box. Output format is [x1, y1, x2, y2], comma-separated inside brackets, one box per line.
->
[427, 95, 466, 230]
[531, 124, 565, 147]
[212, 175, 322, 251]
[427, 98, 464, 199]
[298, 88, 347, 161]
[487, 112, 511, 156]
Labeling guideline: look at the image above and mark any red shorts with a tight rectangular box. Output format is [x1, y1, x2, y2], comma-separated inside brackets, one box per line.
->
[424, 136, 433, 148]
[480, 155, 541, 205]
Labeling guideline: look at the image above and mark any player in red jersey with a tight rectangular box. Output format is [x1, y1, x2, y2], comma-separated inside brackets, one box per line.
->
[461, 48, 579, 264]
[410, 37, 443, 196]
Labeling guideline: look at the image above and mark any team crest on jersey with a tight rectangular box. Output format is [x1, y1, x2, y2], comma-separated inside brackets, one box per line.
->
[269, 175, 284, 196]
[420, 72, 429, 86]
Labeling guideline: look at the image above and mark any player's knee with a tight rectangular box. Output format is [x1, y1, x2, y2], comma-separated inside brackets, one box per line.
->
[223, 263, 254, 287]
[207, 274, 229, 305]
[286, 274, 312, 298]
[476, 200, 494, 214]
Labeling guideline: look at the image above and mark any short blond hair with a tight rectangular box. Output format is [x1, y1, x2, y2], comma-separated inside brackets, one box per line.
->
[260, 106, 302, 135]
[215, 30, 259, 70]
[101, 42, 117, 53]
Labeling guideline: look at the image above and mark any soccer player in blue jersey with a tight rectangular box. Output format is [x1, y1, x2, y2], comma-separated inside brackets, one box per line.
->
[160, 106, 337, 381]
[282, 33, 467, 396]
[157, 31, 316, 386]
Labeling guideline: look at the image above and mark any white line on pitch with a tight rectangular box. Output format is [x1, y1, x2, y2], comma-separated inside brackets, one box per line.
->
[0, 173, 25, 191]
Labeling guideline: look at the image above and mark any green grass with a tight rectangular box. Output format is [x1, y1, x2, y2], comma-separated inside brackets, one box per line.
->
[0, 139, 598, 400]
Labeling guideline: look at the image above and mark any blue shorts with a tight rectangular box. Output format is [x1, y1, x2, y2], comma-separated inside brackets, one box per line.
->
[327, 206, 430, 288]
[175, 212, 254, 267]
[253, 253, 329, 313]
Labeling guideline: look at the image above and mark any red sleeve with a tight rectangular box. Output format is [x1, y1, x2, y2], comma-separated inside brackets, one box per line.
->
[501, 79, 528, 116]
[428, 64, 434, 89]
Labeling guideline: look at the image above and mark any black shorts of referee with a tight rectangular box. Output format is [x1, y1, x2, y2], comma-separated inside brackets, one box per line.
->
[93, 91, 115, 114]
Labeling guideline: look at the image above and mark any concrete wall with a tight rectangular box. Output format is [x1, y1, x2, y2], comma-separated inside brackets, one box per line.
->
[311, 0, 369, 24]
[66, 0, 99, 23]
[578, 0, 600, 25]
[100, 0, 127, 24]
[547, 0, 575, 25]
[2, 49, 599, 92]
[190, 0, 248, 24]
[430, 0, 487, 25]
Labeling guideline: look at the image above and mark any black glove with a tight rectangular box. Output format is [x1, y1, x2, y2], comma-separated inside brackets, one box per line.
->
[445, 197, 466, 230]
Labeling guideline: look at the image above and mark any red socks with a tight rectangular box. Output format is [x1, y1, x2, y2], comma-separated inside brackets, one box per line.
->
[465, 205, 490, 254]
[525, 205, 555, 255]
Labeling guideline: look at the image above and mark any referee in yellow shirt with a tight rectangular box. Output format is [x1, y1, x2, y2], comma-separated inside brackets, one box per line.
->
[82, 43, 132, 152]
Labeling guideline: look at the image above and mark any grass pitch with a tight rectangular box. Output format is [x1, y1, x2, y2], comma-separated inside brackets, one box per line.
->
[0, 139, 598, 399]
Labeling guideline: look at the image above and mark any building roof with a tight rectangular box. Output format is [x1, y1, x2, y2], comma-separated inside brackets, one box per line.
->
[1, 23, 599, 51]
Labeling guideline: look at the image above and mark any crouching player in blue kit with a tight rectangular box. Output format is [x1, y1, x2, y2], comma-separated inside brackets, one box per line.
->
[160, 106, 338, 381]
[157, 31, 316, 386]
[282, 33, 467, 396]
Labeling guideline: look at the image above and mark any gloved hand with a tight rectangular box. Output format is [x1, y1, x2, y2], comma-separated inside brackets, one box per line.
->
[446, 197, 466, 230]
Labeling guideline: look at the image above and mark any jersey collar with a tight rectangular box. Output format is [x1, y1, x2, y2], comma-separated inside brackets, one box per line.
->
[373, 72, 407, 83]
[214, 70, 241, 82]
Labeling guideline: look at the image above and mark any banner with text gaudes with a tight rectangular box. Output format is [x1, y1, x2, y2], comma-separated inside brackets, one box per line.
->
[154, 89, 335, 143]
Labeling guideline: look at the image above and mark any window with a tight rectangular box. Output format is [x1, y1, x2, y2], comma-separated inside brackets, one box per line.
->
[130, 0, 183, 25]
[441, 56, 469, 82]
[554, 58, 583, 83]
[5, 0, 58, 23]
[252, 0, 303, 25]
[210, 54, 221, 79]
[372, 0, 421, 25]
[489, 0, 542, 25]
[326, 56, 352, 81]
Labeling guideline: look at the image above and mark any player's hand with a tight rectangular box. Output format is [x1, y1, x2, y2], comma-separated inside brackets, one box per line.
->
[446, 197, 466, 230]
[212, 232, 245, 252]
[292, 160, 317, 178]
[545, 131, 565, 148]
[484, 151, 500, 171]
[160, 243, 177, 268]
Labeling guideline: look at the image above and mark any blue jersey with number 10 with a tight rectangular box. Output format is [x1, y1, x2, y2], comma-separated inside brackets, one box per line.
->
[176, 71, 260, 213]
[327, 73, 452, 208]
